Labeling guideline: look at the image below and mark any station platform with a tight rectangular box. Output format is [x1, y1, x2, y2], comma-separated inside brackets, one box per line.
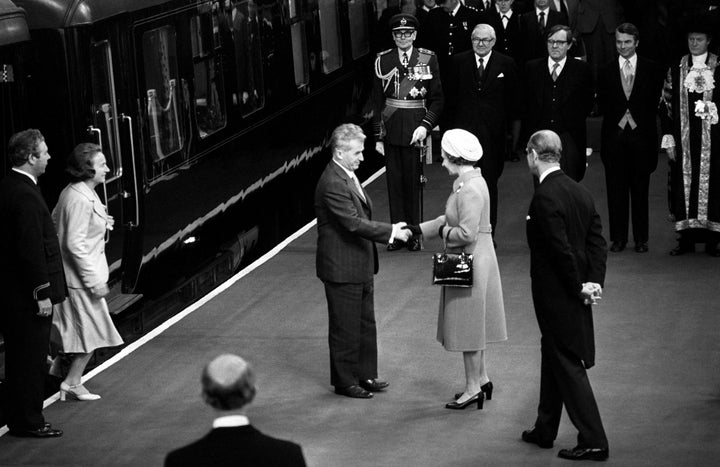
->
[0, 152, 718, 466]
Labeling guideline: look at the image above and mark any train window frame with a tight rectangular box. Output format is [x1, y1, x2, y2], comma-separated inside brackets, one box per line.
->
[317, 0, 343, 74]
[190, 3, 227, 137]
[140, 23, 185, 181]
[227, 0, 266, 117]
[89, 40, 123, 184]
[347, 0, 370, 60]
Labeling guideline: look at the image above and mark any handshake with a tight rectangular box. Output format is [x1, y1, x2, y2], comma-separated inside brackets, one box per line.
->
[581, 282, 602, 306]
[389, 222, 422, 244]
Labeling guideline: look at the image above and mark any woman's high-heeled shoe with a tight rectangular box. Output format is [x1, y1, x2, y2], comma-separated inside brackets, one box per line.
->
[445, 391, 484, 410]
[454, 381, 493, 401]
[59, 382, 101, 401]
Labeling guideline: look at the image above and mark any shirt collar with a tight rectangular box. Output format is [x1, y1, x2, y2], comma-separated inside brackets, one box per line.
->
[476, 50, 492, 64]
[618, 54, 637, 69]
[398, 46, 413, 61]
[539, 166, 561, 183]
[213, 415, 250, 428]
[500, 9, 513, 18]
[536, 6, 549, 15]
[548, 56, 567, 74]
[691, 52, 708, 68]
[333, 159, 356, 180]
[12, 167, 37, 184]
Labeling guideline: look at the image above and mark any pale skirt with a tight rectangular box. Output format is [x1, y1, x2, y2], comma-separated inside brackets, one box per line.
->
[52, 288, 124, 353]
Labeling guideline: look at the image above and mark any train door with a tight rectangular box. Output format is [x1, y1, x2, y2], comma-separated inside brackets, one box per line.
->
[87, 36, 143, 293]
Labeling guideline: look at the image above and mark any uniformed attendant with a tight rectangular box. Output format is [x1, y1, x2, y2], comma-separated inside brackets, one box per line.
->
[371, 14, 444, 251]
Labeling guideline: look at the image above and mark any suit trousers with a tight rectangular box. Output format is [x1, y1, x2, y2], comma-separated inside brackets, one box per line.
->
[3, 302, 52, 431]
[535, 335, 608, 449]
[558, 131, 585, 182]
[323, 280, 378, 387]
[603, 127, 651, 244]
[385, 143, 421, 225]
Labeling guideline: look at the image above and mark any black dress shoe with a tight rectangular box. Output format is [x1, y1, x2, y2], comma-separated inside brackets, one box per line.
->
[669, 242, 694, 256]
[9, 425, 63, 438]
[334, 385, 373, 399]
[386, 240, 406, 251]
[557, 446, 609, 461]
[407, 238, 421, 251]
[634, 242, 648, 253]
[359, 378, 389, 392]
[521, 428, 553, 449]
[609, 241, 626, 252]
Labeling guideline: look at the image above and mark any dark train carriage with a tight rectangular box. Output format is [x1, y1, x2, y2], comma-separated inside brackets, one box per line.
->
[1, 0, 380, 324]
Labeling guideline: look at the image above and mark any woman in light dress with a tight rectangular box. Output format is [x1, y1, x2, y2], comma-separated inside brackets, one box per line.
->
[405, 129, 507, 410]
[51, 143, 123, 401]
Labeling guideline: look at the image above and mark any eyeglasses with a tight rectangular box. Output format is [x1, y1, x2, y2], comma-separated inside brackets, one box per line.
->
[547, 40, 568, 47]
[393, 30, 415, 39]
[471, 37, 495, 44]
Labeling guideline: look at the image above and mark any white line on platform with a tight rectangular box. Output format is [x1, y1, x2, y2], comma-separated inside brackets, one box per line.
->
[0, 166, 386, 438]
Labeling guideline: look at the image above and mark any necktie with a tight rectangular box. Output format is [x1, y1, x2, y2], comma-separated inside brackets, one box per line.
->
[623, 59, 633, 80]
[621, 59, 634, 98]
[477, 57, 485, 82]
[502, 14, 509, 29]
[351, 175, 366, 202]
[538, 11, 545, 30]
[401, 52, 409, 68]
[551, 62, 559, 81]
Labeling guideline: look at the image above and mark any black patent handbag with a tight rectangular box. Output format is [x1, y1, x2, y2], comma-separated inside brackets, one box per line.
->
[432, 250, 473, 287]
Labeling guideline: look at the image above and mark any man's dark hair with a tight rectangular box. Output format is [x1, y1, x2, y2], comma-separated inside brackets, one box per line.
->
[615, 23, 640, 41]
[7, 129, 45, 167]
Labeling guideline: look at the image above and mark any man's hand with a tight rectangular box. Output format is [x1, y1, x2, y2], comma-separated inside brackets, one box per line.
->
[36, 298, 52, 317]
[107, 215, 115, 231]
[90, 283, 110, 298]
[392, 222, 411, 243]
[410, 126, 427, 146]
[581, 282, 602, 306]
[666, 146, 676, 162]
[375, 141, 385, 156]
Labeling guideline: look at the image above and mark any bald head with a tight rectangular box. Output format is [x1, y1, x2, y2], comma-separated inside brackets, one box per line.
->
[202, 354, 256, 411]
[527, 130, 562, 163]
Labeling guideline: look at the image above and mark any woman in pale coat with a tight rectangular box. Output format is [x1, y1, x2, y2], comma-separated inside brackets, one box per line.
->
[51, 143, 123, 401]
[405, 129, 507, 410]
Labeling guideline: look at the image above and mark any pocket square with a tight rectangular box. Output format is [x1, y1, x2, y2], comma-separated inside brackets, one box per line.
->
[497, 73, 505, 78]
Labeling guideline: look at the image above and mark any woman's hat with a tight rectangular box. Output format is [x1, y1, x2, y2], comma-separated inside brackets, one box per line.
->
[441, 129, 483, 162]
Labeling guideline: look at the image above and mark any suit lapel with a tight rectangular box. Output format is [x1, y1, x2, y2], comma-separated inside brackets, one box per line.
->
[482, 54, 499, 90]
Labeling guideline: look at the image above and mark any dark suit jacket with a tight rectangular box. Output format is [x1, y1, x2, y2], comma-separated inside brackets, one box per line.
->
[420, 6, 482, 62]
[597, 55, 666, 173]
[484, 10, 522, 62]
[523, 57, 593, 160]
[165, 425, 306, 467]
[0, 171, 66, 317]
[315, 161, 392, 283]
[447, 50, 521, 178]
[517, 9, 562, 63]
[526, 170, 607, 368]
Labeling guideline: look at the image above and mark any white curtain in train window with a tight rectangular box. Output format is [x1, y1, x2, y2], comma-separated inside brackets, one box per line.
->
[291, 21, 309, 88]
[191, 8, 226, 137]
[347, 0, 369, 59]
[230, 0, 265, 116]
[318, 0, 342, 73]
[143, 26, 183, 161]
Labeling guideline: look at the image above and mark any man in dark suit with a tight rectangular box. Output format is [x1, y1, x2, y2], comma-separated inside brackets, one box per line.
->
[165, 354, 306, 466]
[575, 0, 624, 90]
[371, 13, 443, 251]
[0, 129, 66, 438]
[597, 23, 665, 253]
[315, 124, 410, 399]
[523, 25, 593, 181]
[446, 23, 521, 236]
[485, 0, 523, 63]
[522, 129, 609, 462]
[517, 0, 562, 64]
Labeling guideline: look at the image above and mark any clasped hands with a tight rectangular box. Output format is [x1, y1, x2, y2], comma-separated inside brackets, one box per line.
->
[391, 222, 412, 243]
[581, 282, 602, 306]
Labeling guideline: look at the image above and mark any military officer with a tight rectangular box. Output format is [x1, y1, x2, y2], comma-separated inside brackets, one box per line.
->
[371, 14, 444, 251]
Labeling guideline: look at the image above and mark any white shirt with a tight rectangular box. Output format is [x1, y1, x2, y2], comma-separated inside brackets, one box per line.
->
[12, 167, 37, 184]
[213, 415, 250, 428]
[691, 52, 708, 68]
[333, 159, 356, 181]
[548, 56, 567, 77]
[398, 46, 413, 64]
[535, 6, 550, 18]
[618, 54, 637, 77]
[476, 50, 492, 68]
[539, 166, 561, 183]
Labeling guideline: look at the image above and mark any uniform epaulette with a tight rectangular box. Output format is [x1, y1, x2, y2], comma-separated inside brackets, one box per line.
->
[417, 48, 436, 56]
[377, 49, 393, 57]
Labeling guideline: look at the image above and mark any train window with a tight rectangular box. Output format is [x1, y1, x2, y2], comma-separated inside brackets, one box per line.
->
[89, 41, 123, 181]
[229, 0, 265, 116]
[290, 21, 310, 88]
[348, 0, 369, 59]
[191, 5, 227, 137]
[318, 0, 342, 73]
[142, 25, 184, 162]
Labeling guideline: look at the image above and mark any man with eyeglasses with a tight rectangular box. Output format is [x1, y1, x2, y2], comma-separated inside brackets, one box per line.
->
[523, 24, 593, 182]
[445, 23, 520, 238]
[597, 23, 665, 254]
[517, 0, 562, 65]
[371, 14, 443, 251]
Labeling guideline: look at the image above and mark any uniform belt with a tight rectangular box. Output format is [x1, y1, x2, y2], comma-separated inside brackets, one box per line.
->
[386, 98, 425, 109]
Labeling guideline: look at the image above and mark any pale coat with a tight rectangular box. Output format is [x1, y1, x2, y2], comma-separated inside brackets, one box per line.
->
[52, 182, 109, 290]
[420, 169, 507, 351]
